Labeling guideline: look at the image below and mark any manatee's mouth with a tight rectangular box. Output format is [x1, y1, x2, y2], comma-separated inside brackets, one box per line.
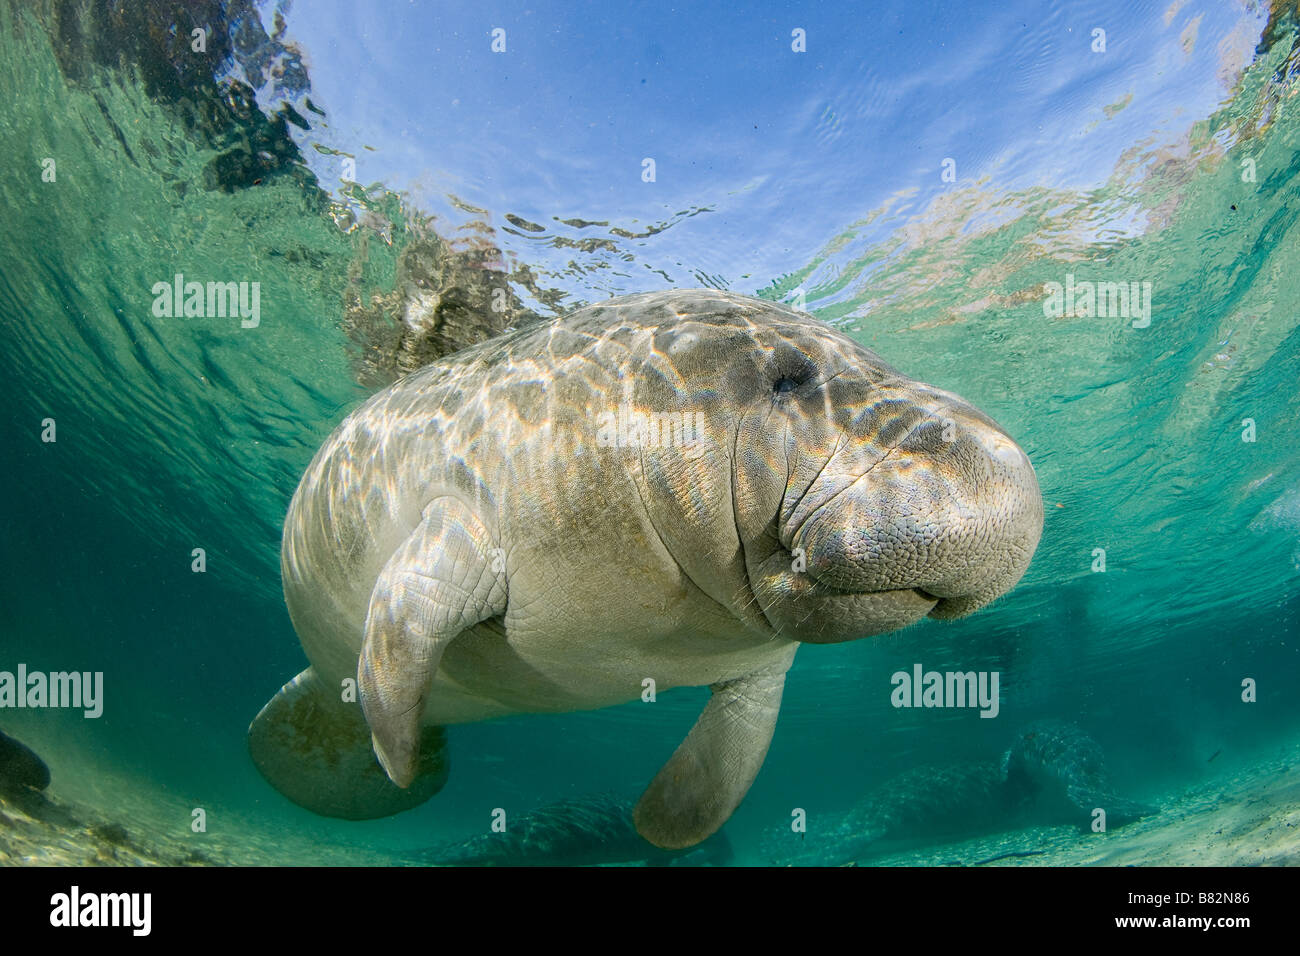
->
[912, 588, 944, 614]
[807, 574, 962, 619]
[908, 587, 961, 618]
[901, 588, 975, 619]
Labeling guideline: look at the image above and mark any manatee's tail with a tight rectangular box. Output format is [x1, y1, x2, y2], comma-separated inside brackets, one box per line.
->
[248, 668, 449, 820]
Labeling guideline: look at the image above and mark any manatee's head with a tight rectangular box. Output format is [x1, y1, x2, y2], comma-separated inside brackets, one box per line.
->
[724, 300, 1044, 644]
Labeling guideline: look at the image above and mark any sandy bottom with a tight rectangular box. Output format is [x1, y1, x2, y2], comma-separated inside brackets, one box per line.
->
[0, 781, 393, 867]
[2, 740, 1298, 867]
[852, 742, 1300, 868]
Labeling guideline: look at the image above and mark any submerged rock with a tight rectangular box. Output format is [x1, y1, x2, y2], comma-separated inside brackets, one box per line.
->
[90, 822, 132, 848]
[342, 234, 543, 389]
[0, 730, 50, 795]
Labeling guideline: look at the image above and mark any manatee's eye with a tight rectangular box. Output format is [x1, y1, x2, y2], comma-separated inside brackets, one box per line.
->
[770, 352, 819, 396]
[773, 377, 799, 395]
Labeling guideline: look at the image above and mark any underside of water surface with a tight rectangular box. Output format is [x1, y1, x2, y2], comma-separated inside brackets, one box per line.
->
[0, 0, 1298, 866]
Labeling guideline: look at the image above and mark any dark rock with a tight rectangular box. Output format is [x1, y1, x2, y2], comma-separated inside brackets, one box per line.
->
[0, 731, 50, 794]
[90, 822, 131, 847]
[341, 234, 545, 388]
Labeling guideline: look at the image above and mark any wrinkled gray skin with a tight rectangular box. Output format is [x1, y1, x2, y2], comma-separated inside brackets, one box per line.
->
[253, 289, 1043, 849]
[414, 794, 733, 867]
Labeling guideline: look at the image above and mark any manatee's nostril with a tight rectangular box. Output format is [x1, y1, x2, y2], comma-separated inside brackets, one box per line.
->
[974, 430, 1026, 468]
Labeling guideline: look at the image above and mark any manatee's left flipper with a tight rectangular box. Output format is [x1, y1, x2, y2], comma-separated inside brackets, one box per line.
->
[634, 650, 796, 849]
[360, 498, 507, 787]
[248, 667, 450, 820]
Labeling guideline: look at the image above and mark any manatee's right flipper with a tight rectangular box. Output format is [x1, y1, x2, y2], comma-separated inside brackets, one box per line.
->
[248, 667, 448, 820]
[634, 650, 796, 849]
[360, 498, 507, 787]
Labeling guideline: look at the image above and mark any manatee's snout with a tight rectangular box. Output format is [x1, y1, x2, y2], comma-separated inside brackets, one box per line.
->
[777, 384, 1043, 642]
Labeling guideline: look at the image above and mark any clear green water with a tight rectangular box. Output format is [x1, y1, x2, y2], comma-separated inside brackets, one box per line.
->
[0, 0, 1298, 865]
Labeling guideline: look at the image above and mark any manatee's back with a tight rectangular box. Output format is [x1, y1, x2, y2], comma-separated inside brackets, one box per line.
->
[1004, 720, 1153, 826]
[1004, 720, 1106, 793]
[279, 336, 515, 686]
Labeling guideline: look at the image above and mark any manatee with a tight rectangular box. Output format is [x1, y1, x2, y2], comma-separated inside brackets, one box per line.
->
[0, 729, 50, 795]
[764, 762, 1013, 865]
[414, 794, 733, 867]
[768, 721, 1155, 865]
[1003, 720, 1153, 828]
[838, 762, 1012, 849]
[250, 289, 1043, 848]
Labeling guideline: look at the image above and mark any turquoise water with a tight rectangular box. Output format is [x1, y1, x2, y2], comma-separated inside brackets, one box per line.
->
[0, 0, 1298, 865]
